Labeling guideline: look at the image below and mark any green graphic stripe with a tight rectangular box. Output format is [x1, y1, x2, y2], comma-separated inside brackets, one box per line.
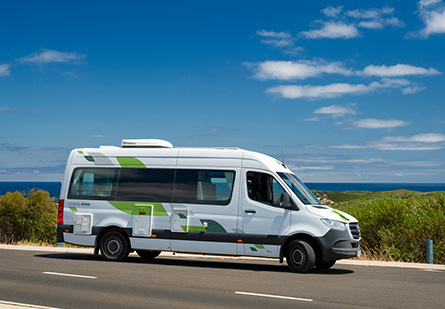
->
[254, 244, 265, 249]
[78, 151, 84, 154]
[182, 225, 207, 232]
[250, 247, 258, 252]
[108, 201, 168, 216]
[332, 210, 349, 221]
[84, 156, 95, 162]
[116, 157, 146, 168]
[199, 219, 227, 233]
[69, 207, 78, 211]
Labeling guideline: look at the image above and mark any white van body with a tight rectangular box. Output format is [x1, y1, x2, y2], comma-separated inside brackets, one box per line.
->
[57, 139, 360, 273]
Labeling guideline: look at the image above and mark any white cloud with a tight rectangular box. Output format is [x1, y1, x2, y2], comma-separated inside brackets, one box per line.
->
[321, 6, 343, 18]
[402, 85, 426, 94]
[362, 64, 441, 77]
[354, 119, 409, 129]
[256, 30, 292, 39]
[294, 156, 384, 164]
[379, 78, 411, 86]
[21, 49, 86, 64]
[346, 7, 395, 19]
[289, 165, 334, 171]
[0, 106, 17, 113]
[303, 117, 319, 122]
[256, 30, 303, 55]
[267, 83, 372, 99]
[330, 143, 441, 151]
[330, 132, 445, 151]
[266, 78, 412, 99]
[314, 105, 356, 117]
[0, 64, 10, 76]
[383, 133, 445, 143]
[250, 60, 354, 81]
[302, 6, 403, 40]
[300, 22, 359, 39]
[358, 21, 384, 29]
[409, 0, 445, 37]
[345, 7, 405, 29]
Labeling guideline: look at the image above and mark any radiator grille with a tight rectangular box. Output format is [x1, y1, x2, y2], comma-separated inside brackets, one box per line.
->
[349, 223, 361, 239]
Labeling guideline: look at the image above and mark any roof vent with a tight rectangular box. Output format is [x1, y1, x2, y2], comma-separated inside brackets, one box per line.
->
[121, 139, 174, 149]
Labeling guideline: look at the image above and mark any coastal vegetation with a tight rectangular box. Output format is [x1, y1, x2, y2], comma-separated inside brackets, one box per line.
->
[0, 190, 57, 245]
[0, 189, 443, 264]
[313, 190, 445, 264]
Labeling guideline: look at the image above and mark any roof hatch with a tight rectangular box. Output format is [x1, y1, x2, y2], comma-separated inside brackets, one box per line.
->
[121, 139, 174, 149]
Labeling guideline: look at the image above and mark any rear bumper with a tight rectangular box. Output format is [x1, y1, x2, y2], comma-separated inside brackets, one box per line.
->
[56, 224, 73, 243]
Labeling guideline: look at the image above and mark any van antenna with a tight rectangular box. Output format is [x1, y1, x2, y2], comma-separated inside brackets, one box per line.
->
[281, 146, 285, 164]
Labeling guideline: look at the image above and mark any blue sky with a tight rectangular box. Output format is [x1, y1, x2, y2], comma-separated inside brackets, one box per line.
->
[1, 0, 444, 183]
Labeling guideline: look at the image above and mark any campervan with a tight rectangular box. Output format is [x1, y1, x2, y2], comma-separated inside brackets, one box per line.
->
[57, 139, 360, 273]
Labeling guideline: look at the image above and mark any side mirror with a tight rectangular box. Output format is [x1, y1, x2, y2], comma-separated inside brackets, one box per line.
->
[280, 192, 292, 209]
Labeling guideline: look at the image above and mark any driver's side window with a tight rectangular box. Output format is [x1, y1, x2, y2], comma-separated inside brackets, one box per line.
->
[247, 171, 286, 207]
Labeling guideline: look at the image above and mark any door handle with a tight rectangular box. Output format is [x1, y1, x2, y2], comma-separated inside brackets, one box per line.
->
[244, 210, 256, 214]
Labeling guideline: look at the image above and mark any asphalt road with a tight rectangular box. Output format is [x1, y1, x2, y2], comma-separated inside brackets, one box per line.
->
[0, 249, 443, 309]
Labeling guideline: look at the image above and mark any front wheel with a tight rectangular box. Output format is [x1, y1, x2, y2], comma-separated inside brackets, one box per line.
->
[286, 240, 316, 273]
[137, 250, 161, 260]
[100, 231, 130, 261]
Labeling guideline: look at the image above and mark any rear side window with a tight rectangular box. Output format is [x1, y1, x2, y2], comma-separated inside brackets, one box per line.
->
[174, 170, 235, 205]
[116, 168, 175, 202]
[68, 168, 117, 200]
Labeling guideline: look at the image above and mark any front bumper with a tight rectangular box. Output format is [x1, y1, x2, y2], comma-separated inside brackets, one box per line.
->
[318, 224, 361, 261]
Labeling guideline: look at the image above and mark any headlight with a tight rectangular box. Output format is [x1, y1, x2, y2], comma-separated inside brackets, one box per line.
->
[321, 218, 347, 230]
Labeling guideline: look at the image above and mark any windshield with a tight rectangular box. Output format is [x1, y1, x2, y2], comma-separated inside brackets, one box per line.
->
[278, 172, 321, 205]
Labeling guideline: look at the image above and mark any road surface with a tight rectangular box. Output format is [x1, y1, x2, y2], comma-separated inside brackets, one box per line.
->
[0, 249, 443, 308]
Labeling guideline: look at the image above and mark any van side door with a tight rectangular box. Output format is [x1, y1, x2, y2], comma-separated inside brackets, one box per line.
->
[170, 168, 239, 255]
[241, 170, 291, 257]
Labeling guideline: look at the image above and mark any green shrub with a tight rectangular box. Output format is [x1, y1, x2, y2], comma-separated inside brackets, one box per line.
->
[333, 192, 445, 264]
[0, 190, 57, 244]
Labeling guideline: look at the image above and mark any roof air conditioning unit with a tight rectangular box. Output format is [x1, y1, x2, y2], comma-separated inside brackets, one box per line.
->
[121, 139, 174, 149]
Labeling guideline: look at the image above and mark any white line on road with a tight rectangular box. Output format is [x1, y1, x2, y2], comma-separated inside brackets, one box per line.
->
[235, 291, 313, 302]
[0, 300, 61, 309]
[42, 271, 97, 279]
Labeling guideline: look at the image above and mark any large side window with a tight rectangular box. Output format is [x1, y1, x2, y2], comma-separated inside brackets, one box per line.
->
[68, 168, 117, 200]
[247, 171, 286, 207]
[174, 169, 235, 205]
[116, 168, 175, 202]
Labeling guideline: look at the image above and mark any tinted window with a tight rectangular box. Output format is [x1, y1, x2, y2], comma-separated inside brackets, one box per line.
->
[174, 170, 235, 205]
[68, 168, 117, 200]
[247, 171, 286, 207]
[116, 168, 175, 202]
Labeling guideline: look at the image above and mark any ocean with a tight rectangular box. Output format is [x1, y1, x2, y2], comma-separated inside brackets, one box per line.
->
[0, 182, 444, 199]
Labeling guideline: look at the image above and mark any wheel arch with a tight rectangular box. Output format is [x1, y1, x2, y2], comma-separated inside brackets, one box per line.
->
[94, 226, 132, 255]
[280, 233, 324, 263]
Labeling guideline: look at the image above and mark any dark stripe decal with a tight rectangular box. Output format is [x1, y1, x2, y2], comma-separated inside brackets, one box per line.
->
[63, 225, 286, 246]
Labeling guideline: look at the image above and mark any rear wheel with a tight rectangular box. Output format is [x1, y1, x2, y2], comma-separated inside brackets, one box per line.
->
[286, 240, 316, 273]
[136, 250, 161, 260]
[315, 260, 336, 269]
[100, 231, 130, 261]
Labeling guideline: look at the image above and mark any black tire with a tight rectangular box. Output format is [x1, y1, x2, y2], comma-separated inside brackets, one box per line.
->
[286, 240, 316, 273]
[315, 260, 336, 269]
[136, 250, 161, 260]
[100, 231, 130, 261]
